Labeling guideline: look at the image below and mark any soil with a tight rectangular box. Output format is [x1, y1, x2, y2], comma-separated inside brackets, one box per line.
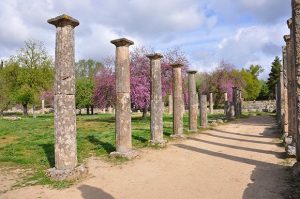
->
[0, 115, 292, 199]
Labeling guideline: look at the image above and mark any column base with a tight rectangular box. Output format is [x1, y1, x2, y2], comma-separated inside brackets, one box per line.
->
[188, 129, 198, 133]
[149, 139, 167, 147]
[110, 150, 139, 160]
[170, 134, 186, 139]
[284, 135, 293, 145]
[46, 164, 88, 181]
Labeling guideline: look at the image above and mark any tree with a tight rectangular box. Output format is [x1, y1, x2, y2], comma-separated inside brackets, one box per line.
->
[198, 61, 244, 106]
[93, 66, 115, 109]
[0, 63, 11, 115]
[257, 80, 270, 100]
[93, 47, 189, 118]
[3, 40, 54, 115]
[267, 56, 281, 99]
[75, 59, 103, 114]
[76, 77, 94, 114]
[240, 65, 263, 100]
[240, 70, 261, 100]
[76, 59, 103, 78]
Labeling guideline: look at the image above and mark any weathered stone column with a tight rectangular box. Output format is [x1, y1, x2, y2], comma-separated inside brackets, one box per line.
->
[238, 89, 242, 117]
[110, 38, 137, 158]
[47, 14, 87, 180]
[187, 70, 198, 132]
[276, 84, 280, 122]
[42, 100, 45, 115]
[291, 0, 300, 161]
[279, 49, 284, 131]
[49, 14, 78, 170]
[200, 94, 208, 128]
[283, 46, 289, 131]
[224, 92, 229, 116]
[232, 87, 239, 117]
[168, 94, 173, 114]
[224, 92, 228, 102]
[171, 63, 184, 138]
[147, 53, 166, 145]
[284, 33, 296, 157]
[209, 92, 214, 114]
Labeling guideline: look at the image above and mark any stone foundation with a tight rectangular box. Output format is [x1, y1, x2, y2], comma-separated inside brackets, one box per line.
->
[46, 164, 88, 181]
[110, 150, 139, 160]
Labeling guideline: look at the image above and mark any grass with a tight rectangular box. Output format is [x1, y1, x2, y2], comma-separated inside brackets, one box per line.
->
[0, 112, 225, 188]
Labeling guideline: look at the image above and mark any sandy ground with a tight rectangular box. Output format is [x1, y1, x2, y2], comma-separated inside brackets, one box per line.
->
[1, 115, 290, 199]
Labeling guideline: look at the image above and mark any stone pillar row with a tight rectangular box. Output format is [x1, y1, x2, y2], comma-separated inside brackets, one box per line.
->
[279, 1, 300, 160]
[46, 14, 219, 180]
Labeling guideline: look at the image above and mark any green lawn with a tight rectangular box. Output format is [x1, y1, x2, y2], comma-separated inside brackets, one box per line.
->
[0, 112, 225, 187]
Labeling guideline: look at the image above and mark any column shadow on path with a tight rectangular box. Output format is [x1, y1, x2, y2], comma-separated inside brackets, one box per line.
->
[211, 128, 279, 139]
[187, 137, 285, 159]
[203, 133, 276, 145]
[174, 144, 288, 199]
[78, 185, 114, 199]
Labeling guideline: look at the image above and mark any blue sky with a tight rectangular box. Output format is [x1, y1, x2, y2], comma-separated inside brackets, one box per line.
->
[0, 0, 291, 79]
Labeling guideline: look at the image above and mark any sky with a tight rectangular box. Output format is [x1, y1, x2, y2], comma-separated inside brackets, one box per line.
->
[0, 0, 291, 79]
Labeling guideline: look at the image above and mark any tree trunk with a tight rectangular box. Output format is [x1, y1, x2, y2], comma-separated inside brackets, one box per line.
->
[91, 105, 94, 115]
[79, 109, 82, 115]
[142, 107, 147, 119]
[87, 107, 90, 115]
[23, 104, 28, 116]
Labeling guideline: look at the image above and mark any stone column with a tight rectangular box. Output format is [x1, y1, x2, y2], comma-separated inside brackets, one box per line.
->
[200, 94, 208, 128]
[47, 14, 87, 180]
[171, 63, 184, 138]
[147, 53, 166, 146]
[284, 34, 296, 150]
[42, 100, 45, 115]
[238, 89, 242, 117]
[187, 70, 198, 132]
[209, 92, 214, 114]
[292, 1, 300, 160]
[49, 14, 79, 170]
[232, 87, 238, 117]
[282, 46, 289, 135]
[168, 94, 173, 114]
[110, 38, 137, 159]
[289, 18, 298, 146]
[224, 92, 229, 116]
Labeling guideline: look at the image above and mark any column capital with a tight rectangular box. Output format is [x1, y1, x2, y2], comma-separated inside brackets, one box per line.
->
[187, 70, 197, 74]
[293, 0, 300, 8]
[111, 38, 134, 47]
[283, 45, 287, 53]
[287, 18, 293, 29]
[48, 14, 79, 27]
[170, 62, 184, 68]
[284, 35, 291, 42]
[146, 53, 163, 60]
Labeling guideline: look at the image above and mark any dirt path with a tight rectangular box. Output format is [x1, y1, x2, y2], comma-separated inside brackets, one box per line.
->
[1, 115, 290, 199]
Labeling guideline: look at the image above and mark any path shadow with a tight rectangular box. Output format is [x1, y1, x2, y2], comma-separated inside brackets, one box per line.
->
[78, 185, 114, 199]
[211, 129, 277, 139]
[203, 133, 276, 145]
[187, 137, 285, 159]
[174, 144, 288, 199]
[86, 135, 115, 153]
[235, 115, 277, 127]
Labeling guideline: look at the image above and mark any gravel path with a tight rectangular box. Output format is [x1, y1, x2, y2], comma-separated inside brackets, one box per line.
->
[1, 115, 289, 199]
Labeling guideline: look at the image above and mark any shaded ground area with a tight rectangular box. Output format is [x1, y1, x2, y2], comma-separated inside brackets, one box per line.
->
[1, 115, 291, 199]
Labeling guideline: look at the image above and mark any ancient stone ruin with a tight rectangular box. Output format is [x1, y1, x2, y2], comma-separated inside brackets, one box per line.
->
[46, 14, 88, 181]
[110, 38, 138, 159]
